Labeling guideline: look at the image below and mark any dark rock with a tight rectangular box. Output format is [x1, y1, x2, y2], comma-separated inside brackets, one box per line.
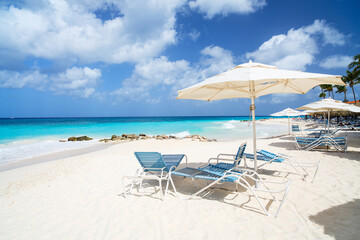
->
[139, 133, 146, 137]
[68, 137, 77, 141]
[128, 134, 139, 140]
[77, 136, 93, 141]
[122, 134, 128, 138]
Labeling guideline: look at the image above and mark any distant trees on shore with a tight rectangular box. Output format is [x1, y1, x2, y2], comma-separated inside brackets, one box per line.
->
[319, 54, 359, 103]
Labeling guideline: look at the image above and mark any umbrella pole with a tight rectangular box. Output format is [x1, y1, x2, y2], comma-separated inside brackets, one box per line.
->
[327, 110, 330, 133]
[288, 116, 290, 135]
[251, 96, 258, 181]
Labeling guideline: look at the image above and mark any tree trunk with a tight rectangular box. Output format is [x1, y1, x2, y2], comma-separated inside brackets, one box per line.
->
[344, 91, 348, 102]
[351, 85, 357, 103]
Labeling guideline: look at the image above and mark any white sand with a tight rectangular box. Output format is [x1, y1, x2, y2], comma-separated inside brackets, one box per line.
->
[1, 119, 360, 239]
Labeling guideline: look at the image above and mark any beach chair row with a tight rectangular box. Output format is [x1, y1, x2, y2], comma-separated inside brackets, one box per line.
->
[123, 143, 321, 218]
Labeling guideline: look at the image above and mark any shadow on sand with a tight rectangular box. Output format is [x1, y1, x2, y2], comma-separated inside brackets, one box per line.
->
[309, 199, 360, 240]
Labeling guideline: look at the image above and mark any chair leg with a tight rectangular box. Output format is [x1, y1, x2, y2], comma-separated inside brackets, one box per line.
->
[311, 160, 321, 183]
[159, 179, 164, 200]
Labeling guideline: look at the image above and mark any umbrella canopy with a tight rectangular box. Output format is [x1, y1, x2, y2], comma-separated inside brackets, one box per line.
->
[177, 61, 345, 174]
[178, 61, 345, 100]
[270, 108, 304, 134]
[297, 98, 360, 112]
[271, 108, 304, 117]
[297, 98, 360, 130]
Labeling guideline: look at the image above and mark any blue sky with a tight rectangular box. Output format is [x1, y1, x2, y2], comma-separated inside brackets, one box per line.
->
[0, 0, 359, 117]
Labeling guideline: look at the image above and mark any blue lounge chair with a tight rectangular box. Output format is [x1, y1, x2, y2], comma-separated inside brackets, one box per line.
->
[306, 128, 342, 138]
[168, 166, 292, 218]
[206, 142, 248, 170]
[206, 143, 320, 183]
[291, 124, 301, 135]
[244, 150, 321, 183]
[122, 152, 187, 199]
[295, 136, 347, 152]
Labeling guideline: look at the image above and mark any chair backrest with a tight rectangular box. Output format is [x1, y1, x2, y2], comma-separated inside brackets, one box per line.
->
[134, 152, 167, 172]
[234, 142, 247, 165]
[257, 150, 284, 162]
[292, 124, 300, 132]
[257, 150, 277, 159]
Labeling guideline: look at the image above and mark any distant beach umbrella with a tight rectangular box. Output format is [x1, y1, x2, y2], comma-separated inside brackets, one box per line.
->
[271, 108, 304, 135]
[297, 98, 360, 130]
[177, 60, 345, 175]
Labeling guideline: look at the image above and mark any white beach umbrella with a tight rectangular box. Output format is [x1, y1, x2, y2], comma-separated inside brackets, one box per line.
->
[177, 60, 345, 174]
[270, 108, 304, 134]
[297, 98, 360, 130]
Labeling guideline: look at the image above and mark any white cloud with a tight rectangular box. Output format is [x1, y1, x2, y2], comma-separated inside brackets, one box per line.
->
[0, 70, 47, 89]
[0, 0, 186, 67]
[189, 0, 266, 18]
[112, 45, 235, 102]
[0, 66, 102, 98]
[50, 67, 102, 98]
[319, 55, 353, 69]
[246, 20, 346, 71]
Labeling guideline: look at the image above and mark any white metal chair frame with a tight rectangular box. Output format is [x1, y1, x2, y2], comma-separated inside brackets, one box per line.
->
[167, 167, 292, 218]
[122, 155, 188, 200]
[295, 136, 348, 152]
[209, 151, 320, 183]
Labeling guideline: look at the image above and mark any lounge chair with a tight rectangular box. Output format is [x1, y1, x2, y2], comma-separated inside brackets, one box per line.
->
[291, 124, 301, 135]
[244, 150, 321, 183]
[207, 142, 248, 169]
[167, 166, 292, 218]
[306, 128, 342, 138]
[122, 152, 187, 199]
[207, 143, 320, 183]
[295, 136, 348, 152]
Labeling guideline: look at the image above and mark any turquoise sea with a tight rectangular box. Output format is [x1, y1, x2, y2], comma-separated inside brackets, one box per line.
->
[0, 116, 287, 165]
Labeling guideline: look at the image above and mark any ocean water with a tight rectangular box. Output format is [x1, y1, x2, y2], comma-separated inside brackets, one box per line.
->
[0, 116, 287, 166]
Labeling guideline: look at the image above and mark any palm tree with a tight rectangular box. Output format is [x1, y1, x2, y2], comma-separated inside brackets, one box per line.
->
[335, 85, 348, 102]
[322, 84, 334, 98]
[348, 54, 360, 77]
[319, 85, 326, 99]
[347, 54, 360, 102]
[342, 70, 358, 103]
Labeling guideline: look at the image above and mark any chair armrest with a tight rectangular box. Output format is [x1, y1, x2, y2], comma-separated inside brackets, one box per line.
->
[217, 153, 237, 158]
[208, 157, 237, 164]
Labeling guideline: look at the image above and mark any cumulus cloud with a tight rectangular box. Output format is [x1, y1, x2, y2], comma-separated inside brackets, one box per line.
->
[112, 45, 235, 102]
[0, 0, 186, 67]
[246, 20, 346, 71]
[319, 55, 353, 69]
[0, 70, 47, 89]
[189, 0, 266, 18]
[50, 67, 102, 98]
[0, 66, 102, 98]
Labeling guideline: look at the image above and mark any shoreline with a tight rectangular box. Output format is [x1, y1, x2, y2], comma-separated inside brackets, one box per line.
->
[0, 142, 110, 172]
[0, 118, 290, 171]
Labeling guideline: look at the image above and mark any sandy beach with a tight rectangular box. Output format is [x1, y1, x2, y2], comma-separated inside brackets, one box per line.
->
[1, 119, 360, 240]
